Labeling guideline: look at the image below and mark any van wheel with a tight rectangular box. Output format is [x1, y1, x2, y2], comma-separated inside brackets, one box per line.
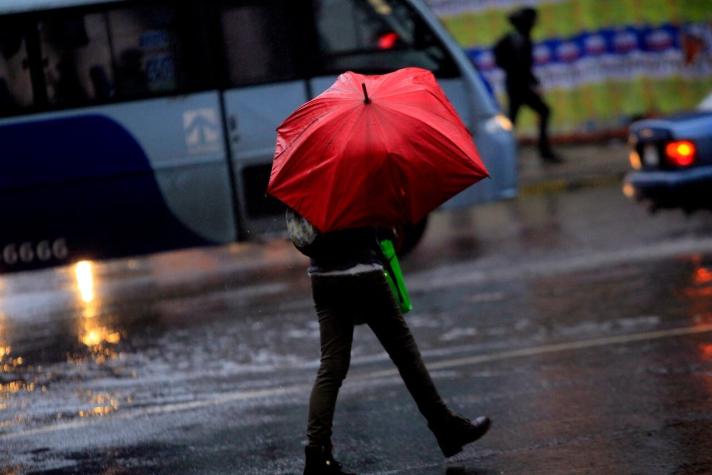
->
[397, 216, 429, 257]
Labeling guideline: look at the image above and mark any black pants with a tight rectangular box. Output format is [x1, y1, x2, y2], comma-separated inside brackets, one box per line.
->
[507, 85, 553, 156]
[306, 270, 450, 448]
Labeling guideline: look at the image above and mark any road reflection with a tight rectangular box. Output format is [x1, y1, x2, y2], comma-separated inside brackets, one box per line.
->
[70, 261, 122, 418]
[689, 256, 712, 300]
[73, 260, 121, 365]
[685, 255, 712, 315]
[0, 260, 131, 427]
[0, 310, 28, 395]
[78, 391, 120, 418]
[687, 256, 712, 360]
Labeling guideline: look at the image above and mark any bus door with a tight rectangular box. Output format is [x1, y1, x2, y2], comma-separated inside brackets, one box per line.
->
[218, 1, 310, 237]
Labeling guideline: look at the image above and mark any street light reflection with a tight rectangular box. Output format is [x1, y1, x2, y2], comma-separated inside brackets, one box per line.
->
[80, 327, 121, 348]
[79, 392, 119, 418]
[75, 260, 95, 304]
[72, 260, 122, 352]
[0, 311, 33, 397]
[70, 261, 123, 416]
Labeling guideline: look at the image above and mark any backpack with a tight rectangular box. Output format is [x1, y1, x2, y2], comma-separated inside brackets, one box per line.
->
[285, 208, 320, 257]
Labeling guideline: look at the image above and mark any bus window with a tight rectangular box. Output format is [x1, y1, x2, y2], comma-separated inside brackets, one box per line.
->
[39, 13, 114, 105]
[313, 0, 459, 77]
[107, 5, 186, 97]
[221, 1, 303, 86]
[0, 21, 34, 113]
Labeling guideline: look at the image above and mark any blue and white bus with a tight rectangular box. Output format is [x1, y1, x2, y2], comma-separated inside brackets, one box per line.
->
[0, 0, 516, 273]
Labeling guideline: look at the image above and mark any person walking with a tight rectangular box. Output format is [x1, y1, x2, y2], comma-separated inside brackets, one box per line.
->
[287, 211, 491, 475]
[494, 7, 562, 163]
[267, 68, 492, 474]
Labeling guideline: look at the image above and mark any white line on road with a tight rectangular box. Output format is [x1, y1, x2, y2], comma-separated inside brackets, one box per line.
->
[409, 236, 712, 292]
[4, 323, 712, 441]
[359, 323, 712, 380]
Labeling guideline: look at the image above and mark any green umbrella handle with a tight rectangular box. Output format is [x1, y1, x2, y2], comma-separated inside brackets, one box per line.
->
[380, 239, 413, 314]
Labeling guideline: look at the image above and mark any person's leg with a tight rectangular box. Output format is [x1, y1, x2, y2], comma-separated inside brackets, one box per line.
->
[507, 87, 523, 126]
[306, 276, 355, 450]
[361, 272, 490, 457]
[523, 88, 557, 159]
[362, 273, 451, 425]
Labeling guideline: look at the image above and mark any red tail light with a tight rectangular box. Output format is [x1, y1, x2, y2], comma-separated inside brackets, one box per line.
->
[665, 140, 696, 167]
[378, 32, 399, 50]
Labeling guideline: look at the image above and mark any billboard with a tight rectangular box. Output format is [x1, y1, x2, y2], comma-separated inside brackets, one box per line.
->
[428, 0, 712, 138]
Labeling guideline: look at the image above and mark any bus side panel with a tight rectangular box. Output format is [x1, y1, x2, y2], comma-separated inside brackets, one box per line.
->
[96, 93, 237, 243]
[0, 92, 236, 272]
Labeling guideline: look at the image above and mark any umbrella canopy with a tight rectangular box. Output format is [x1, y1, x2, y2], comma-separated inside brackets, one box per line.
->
[267, 67, 489, 232]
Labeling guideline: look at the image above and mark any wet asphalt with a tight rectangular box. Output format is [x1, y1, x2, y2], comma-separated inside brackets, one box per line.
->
[2, 183, 712, 474]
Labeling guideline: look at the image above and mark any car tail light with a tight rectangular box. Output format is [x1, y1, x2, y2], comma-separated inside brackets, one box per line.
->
[664, 140, 696, 167]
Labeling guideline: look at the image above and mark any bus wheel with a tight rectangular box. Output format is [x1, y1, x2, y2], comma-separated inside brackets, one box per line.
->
[397, 215, 429, 257]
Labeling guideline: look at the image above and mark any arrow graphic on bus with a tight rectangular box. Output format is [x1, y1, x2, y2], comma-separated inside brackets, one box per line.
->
[183, 108, 220, 154]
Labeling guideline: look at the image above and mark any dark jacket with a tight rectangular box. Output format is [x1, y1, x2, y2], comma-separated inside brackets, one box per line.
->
[305, 227, 385, 273]
[493, 31, 538, 90]
[493, 7, 539, 90]
[285, 209, 390, 273]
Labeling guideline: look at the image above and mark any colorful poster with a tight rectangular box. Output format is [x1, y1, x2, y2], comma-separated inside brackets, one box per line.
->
[427, 0, 712, 138]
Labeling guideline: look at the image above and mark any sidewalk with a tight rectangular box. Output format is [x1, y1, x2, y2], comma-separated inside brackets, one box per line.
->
[516, 141, 630, 196]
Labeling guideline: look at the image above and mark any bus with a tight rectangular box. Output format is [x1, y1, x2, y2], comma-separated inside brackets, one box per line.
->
[0, 0, 517, 273]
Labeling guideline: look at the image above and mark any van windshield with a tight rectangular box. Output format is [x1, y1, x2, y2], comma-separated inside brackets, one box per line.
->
[313, 0, 459, 77]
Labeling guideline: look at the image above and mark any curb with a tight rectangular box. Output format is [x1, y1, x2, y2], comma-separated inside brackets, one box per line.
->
[519, 172, 626, 197]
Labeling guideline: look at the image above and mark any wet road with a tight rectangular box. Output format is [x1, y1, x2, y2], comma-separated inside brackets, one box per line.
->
[2, 184, 712, 474]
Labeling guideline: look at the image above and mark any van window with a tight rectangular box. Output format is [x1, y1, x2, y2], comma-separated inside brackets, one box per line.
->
[108, 5, 187, 97]
[39, 13, 114, 105]
[221, 1, 303, 86]
[313, 0, 459, 77]
[0, 21, 35, 113]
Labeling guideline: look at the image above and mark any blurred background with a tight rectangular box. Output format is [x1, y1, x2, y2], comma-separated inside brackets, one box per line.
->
[431, 0, 712, 141]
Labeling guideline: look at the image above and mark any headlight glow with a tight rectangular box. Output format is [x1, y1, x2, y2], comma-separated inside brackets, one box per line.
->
[484, 114, 513, 134]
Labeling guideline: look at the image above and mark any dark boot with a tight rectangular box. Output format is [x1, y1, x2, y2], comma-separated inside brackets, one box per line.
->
[303, 445, 355, 475]
[539, 148, 564, 164]
[429, 414, 491, 457]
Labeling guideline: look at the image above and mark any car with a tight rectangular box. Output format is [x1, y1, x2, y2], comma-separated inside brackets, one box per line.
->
[623, 91, 712, 212]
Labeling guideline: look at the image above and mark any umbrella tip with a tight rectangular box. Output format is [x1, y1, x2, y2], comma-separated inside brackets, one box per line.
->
[361, 83, 371, 104]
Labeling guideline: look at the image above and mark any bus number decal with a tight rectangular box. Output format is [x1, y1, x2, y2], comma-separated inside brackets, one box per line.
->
[1, 239, 68, 266]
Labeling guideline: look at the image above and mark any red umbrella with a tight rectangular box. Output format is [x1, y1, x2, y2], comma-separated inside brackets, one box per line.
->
[267, 67, 489, 232]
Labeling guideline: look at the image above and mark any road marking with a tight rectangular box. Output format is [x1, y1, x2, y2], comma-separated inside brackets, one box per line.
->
[409, 236, 712, 292]
[359, 323, 712, 380]
[520, 174, 623, 197]
[4, 323, 712, 440]
[1, 384, 312, 441]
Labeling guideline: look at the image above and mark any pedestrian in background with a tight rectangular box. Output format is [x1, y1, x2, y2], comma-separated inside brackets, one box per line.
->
[494, 7, 562, 163]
